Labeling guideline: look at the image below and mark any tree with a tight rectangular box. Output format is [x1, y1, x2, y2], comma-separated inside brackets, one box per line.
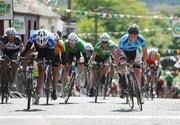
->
[70, 0, 172, 50]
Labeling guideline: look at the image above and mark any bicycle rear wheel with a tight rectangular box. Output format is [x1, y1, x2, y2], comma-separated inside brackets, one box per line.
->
[64, 73, 76, 104]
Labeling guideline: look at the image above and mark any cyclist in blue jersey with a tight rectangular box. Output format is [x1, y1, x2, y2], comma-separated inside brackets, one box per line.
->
[116, 24, 148, 98]
[20, 29, 55, 104]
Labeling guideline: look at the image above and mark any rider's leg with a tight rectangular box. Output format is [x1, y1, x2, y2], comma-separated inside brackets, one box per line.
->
[51, 66, 59, 100]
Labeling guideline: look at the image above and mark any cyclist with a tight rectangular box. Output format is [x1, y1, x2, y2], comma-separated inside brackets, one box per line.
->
[61, 32, 88, 97]
[51, 33, 66, 100]
[0, 27, 24, 90]
[84, 42, 94, 90]
[20, 29, 55, 104]
[90, 32, 116, 97]
[116, 24, 148, 98]
[146, 49, 158, 84]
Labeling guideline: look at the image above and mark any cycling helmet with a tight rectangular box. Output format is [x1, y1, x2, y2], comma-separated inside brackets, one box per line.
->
[68, 32, 79, 43]
[85, 43, 94, 51]
[6, 27, 16, 36]
[36, 29, 48, 47]
[53, 33, 60, 41]
[100, 32, 110, 43]
[149, 49, 157, 56]
[128, 24, 139, 34]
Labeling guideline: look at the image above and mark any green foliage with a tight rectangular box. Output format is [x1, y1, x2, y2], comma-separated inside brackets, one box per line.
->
[70, 0, 174, 49]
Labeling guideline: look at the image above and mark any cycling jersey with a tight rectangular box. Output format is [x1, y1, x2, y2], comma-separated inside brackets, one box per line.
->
[21, 31, 55, 57]
[64, 39, 88, 64]
[155, 52, 161, 62]
[0, 35, 22, 57]
[64, 39, 86, 54]
[146, 57, 156, 67]
[29, 30, 55, 49]
[118, 34, 146, 52]
[94, 40, 115, 60]
[54, 40, 65, 55]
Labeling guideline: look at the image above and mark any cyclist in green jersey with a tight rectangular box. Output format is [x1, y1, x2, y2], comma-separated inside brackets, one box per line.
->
[61, 33, 88, 97]
[90, 32, 116, 97]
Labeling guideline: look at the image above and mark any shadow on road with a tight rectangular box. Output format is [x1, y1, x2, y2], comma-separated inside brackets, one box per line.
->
[112, 108, 139, 112]
[0, 102, 13, 105]
[13, 109, 46, 112]
[39, 103, 54, 106]
[89, 101, 106, 104]
[59, 102, 79, 105]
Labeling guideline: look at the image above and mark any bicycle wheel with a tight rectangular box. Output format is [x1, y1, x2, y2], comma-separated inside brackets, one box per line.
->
[95, 71, 101, 103]
[150, 83, 154, 100]
[26, 76, 33, 110]
[1, 81, 6, 104]
[64, 73, 76, 104]
[45, 66, 52, 105]
[141, 76, 149, 100]
[132, 74, 143, 111]
[103, 73, 110, 99]
[126, 75, 134, 110]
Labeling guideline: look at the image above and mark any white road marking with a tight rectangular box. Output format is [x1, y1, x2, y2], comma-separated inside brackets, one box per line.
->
[0, 115, 180, 119]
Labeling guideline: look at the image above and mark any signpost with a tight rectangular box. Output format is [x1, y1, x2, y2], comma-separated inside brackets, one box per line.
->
[172, 18, 180, 37]
[0, 0, 13, 20]
[11, 16, 26, 34]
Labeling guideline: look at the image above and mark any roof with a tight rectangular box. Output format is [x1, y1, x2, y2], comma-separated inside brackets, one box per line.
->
[14, 0, 60, 18]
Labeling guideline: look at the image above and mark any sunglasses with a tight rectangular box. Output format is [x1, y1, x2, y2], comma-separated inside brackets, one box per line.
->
[101, 41, 108, 44]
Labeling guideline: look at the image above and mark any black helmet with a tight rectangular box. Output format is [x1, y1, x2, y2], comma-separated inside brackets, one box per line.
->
[128, 24, 139, 34]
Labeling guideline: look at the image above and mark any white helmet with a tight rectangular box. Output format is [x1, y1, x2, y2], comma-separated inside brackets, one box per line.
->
[100, 32, 110, 43]
[6, 27, 16, 36]
[149, 49, 157, 56]
[85, 43, 93, 51]
[36, 30, 48, 47]
[68, 32, 79, 43]
[53, 33, 60, 41]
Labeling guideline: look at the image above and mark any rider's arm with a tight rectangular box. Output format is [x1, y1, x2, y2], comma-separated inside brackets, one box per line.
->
[20, 41, 33, 57]
[91, 52, 97, 62]
[142, 47, 148, 61]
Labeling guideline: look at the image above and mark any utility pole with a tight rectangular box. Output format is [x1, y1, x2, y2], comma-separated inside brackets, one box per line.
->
[95, 11, 98, 43]
[67, 0, 71, 35]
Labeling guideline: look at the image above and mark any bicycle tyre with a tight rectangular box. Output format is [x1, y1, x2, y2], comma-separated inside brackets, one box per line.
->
[45, 66, 52, 105]
[64, 73, 76, 104]
[132, 74, 143, 111]
[95, 71, 101, 103]
[27, 77, 33, 110]
[127, 75, 134, 110]
[103, 73, 110, 99]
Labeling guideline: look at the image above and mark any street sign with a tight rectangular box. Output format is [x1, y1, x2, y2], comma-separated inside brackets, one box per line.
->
[11, 16, 26, 34]
[0, 0, 13, 20]
[172, 18, 180, 37]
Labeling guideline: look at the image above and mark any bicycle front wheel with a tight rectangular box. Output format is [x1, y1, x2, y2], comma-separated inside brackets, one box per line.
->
[132, 74, 143, 111]
[64, 73, 76, 104]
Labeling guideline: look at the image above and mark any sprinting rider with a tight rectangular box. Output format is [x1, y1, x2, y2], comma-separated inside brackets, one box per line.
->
[0, 27, 24, 90]
[90, 32, 116, 97]
[61, 32, 88, 97]
[116, 24, 148, 98]
[51, 33, 66, 100]
[20, 29, 55, 104]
